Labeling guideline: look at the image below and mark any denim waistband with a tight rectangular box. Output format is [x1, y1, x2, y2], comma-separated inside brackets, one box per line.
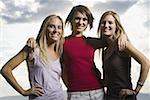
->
[68, 88, 104, 95]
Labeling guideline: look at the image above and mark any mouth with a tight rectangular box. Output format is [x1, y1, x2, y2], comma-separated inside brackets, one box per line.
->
[50, 32, 60, 38]
[77, 24, 85, 28]
[77, 26, 83, 28]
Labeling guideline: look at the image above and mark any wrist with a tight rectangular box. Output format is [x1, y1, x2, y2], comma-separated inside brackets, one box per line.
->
[134, 81, 144, 95]
[20, 89, 27, 96]
[137, 81, 143, 87]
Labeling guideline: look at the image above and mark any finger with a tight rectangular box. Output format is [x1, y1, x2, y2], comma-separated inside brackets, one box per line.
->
[27, 37, 34, 48]
[33, 88, 44, 96]
[34, 91, 44, 96]
[27, 38, 32, 46]
[118, 39, 121, 51]
[30, 39, 33, 49]
[35, 86, 43, 89]
[119, 89, 126, 96]
[118, 40, 124, 51]
[126, 90, 136, 95]
[26, 40, 31, 47]
[34, 85, 44, 93]
[31, 38, 36, 49]
[120, 41, 125, 51]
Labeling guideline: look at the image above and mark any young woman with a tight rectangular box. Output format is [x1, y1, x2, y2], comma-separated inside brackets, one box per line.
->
[97, 10, 150, 100]
[25, 5, 127, 100]
[1, 15, 65, 100]
[61, 5, 105, 100]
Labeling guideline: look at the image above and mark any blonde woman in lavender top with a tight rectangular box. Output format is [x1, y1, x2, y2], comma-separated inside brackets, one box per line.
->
[1, 15, 65, 100]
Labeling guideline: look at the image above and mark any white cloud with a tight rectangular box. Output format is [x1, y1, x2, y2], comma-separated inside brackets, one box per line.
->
[14, 0, 41, 13]
[0, 1, 5, 12]
[72, 0, 98, 7]
[0, 0, 150, 97]
[14, 0, 35, 6]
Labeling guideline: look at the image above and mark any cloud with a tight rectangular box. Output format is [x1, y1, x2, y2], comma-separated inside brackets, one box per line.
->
[1, 0, 72, 24]
[1, 0, 139, 24]
[144, 20, 150, 29]
[93, 0, 138, 15]
[138, 0, 150, 29]
[138, 0, 150, 9]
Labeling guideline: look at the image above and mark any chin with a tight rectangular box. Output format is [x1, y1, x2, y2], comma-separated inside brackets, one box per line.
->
[77, 28, 85, 31]
[52, 37, 59, 41]
[103, 32, 112, 36]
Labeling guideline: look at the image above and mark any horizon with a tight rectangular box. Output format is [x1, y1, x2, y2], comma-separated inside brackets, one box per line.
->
[0, 0, 150, 97]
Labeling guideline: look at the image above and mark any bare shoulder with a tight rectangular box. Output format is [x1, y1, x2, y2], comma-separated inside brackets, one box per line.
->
[124, 41, 137, 54]
[125, 41, 149, 64]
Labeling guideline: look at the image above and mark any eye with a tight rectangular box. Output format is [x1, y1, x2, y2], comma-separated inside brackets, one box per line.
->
[75, 17, 80, 20]
[58, 25, 62, 29]
[108, 21, 113, 24]
[83, 18, 87, 21]
[47, 24, 54, 28]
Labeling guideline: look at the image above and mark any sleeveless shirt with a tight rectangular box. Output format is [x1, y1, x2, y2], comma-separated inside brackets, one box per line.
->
[102, 48, 133, 99]
[27, 47, 64, 100]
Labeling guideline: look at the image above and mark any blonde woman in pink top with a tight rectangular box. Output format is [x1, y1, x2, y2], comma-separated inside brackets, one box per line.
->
[1, 15, 65, 100]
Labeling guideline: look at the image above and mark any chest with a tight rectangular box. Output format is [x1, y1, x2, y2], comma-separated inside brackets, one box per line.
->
[64, 37, 95, 60]
[103, 51, 131, 71]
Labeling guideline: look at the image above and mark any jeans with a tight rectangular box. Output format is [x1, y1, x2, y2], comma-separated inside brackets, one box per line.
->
[67, 88, 104, 100]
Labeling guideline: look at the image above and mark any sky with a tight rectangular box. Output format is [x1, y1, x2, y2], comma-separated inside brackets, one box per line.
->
[0, 0, 150, 97]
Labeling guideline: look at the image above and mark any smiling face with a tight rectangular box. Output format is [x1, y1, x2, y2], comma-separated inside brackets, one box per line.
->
[47, 16, 63, 42]
[72, 11, 88, 34]
[101, 14, 116, 39]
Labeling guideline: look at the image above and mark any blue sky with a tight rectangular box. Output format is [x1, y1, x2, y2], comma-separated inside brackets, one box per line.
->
[0, 0, 150, 97]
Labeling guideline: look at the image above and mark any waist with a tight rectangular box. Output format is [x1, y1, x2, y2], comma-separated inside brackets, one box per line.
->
[67, 81, 103, 92]
[68, 88, 104, 95]
[67, 72, 103, 91]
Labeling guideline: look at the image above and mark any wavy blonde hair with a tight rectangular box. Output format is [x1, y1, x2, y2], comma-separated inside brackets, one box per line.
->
[36, 15, 64, 63]
[97, 10, 126, 40]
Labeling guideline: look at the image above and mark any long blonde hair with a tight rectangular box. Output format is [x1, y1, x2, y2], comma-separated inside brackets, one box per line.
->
[97, 10, 126, 40]
[36, 15, 64, 63]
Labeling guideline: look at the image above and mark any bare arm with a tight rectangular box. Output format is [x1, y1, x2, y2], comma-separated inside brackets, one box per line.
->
[0, 47, 28, 95]
[118, 33, 128, 51]
[0, 46, 44, 96]
[124, 41, 150, 94]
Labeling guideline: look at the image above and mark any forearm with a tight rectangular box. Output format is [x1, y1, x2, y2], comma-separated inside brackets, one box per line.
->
[134, 62, 150, 94]
[1, 67, 26, 96]
[86, 37, 107, 49]
[0, 48, 29, 96]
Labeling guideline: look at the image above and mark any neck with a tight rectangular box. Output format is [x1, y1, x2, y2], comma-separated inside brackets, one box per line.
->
[47, 39, 55, 46]
[105, 37, 116, 48]
[72, 31, 83, 37]
[47, 42, 56, 50]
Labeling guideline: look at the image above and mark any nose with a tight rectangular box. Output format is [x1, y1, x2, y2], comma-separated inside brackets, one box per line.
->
[78, 19, 84, 25]
[53, 27, 58, 33]
[104, 22, 109, 28]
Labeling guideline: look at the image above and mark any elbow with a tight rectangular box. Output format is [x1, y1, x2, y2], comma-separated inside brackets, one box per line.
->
[1, 67, 6, 77]
[0, 67, 5, 76]
[146, 63, 150, 72]
[0, 66, 11, 78]
[0, 68, 2, 75]
[146, 60, 150, 70]
[142, 60, 150, 72]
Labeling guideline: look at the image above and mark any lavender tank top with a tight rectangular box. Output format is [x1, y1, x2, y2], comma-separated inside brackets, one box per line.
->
[27, 48, 64, 100]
